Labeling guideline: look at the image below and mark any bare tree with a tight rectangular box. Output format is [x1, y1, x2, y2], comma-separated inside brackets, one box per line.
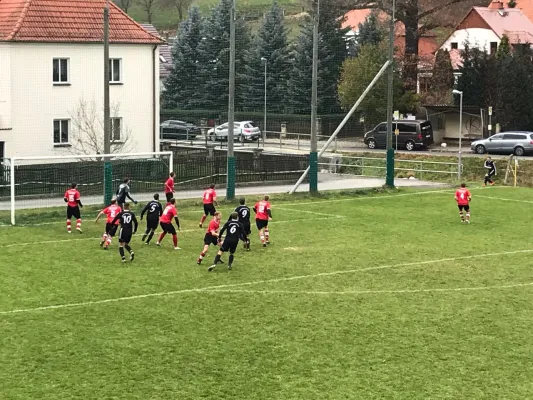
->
[138, 0, 158, 24]
[68, 98, 134, 157]
[160, 0, 192, 21]
[117, 0, 133, 14]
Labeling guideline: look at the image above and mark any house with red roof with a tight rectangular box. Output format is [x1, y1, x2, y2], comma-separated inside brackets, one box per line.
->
[0, 0, 163, 160]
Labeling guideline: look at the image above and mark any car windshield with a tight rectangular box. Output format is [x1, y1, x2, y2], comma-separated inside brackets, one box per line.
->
[246, 122, 257, 127]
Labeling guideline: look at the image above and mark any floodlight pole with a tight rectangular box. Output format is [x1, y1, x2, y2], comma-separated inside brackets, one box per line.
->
[385, 0, 396, 188]
[453, 89, 464, 180]
[226, 0, 236, 200]
[309, 0, 319, 193]
[103, 0, 112, 205]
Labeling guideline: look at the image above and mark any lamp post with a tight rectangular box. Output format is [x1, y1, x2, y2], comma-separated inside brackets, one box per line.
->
[226, 0, 236, 200]
[103, 0, 112, 205]
[453, 89, 463, 180]
[261, 57, 267, 146]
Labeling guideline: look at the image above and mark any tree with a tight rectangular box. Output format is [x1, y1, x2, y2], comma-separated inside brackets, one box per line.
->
[195, 0, 250, 111]
[338, 43, 416, 127]
[240, 1, 290, 113]
[163, 6, 204, 109]
[496, 34, 511, 59]
[426, 48, 454, 104]
[348, 0, 484, 90]
[160, 0, 193, 21]
[287, 2, 349, 114]
[349, 11, 385, 57]
[455, 43, 488, 107]
[508, 0, 517, 8]
[116, 0, 132, 13]
[68, 98, 134, 156]
[138, 0, 157, 24]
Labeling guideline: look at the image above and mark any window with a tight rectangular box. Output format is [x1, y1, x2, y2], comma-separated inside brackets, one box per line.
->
[490, 42, 498, 54]
[53, 119, 70, 145]
[111, 118, 122, 141]
[451, 42, 458, 49]
[503, 134, 526, 140]
[397, 123, 417, 133]
[377, 123, 387, 133]
[53, 58, 69, 84]
[109, 59, 122, 83]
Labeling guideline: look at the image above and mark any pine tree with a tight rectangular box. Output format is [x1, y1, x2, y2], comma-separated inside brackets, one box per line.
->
[496, 34, 511, 59]
[195, 0, 250, 111]
[455, 43, 487, 107]
[428, 49, 454, 104]
[350, 11, 384, 57]
[240, 1, 290, 114]
[287, 4, 349, 114]
[162, 6, 203, 109]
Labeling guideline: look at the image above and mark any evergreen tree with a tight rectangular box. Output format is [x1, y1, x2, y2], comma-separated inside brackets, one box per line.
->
[162, 6, 203, 109]
[496, 34, 511, 59]
[427, 49, 454, 104]
[349, 11, 384, 57]
[195, 0, 250, 111]
[240, 1, 290, 114]
[287, 4, 349, 114]
[455, 43, 488, 107]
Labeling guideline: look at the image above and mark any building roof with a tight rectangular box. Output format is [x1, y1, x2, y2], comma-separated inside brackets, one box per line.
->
[474, 6, 533, 43]
[140, 23, 172, 78]
[504, 0, 533, 25]
[0, 0, 163, 43]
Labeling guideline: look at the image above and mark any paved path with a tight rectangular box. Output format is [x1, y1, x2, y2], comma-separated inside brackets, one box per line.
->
[0, 174, 446, 211]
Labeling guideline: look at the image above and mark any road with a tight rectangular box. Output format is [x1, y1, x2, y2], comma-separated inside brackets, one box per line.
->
[163, 136, 514, 160]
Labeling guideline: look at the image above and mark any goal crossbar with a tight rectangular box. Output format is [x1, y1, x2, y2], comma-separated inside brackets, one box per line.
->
[8, 151, 173, 225]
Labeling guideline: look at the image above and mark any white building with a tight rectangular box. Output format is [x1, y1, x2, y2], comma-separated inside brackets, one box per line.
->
[0, 0, 163, 160]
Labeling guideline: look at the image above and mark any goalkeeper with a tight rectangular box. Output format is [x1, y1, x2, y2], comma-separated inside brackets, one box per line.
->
[116, 178, 138, 209]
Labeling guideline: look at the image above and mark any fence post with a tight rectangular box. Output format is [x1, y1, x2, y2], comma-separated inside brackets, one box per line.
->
[298, 134, 300, 150]
[10, 158, 15, 226]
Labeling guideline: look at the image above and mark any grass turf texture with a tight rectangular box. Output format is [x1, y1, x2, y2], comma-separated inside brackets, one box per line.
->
[2, 186, 533, 399]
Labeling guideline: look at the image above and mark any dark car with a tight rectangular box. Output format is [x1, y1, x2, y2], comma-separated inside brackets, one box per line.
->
[364, 120, 434, 151]
[160, 120, 201, 141]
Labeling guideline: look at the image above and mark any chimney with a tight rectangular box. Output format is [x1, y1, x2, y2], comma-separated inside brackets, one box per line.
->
[489, 0, 504, 9]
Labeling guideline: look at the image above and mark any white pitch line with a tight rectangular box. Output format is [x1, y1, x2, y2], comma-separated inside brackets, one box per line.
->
[475, 194, 533, 204]
[203, 281, 533, 296]
[1, 247, 532, 316]
[274, 206, 345, 219]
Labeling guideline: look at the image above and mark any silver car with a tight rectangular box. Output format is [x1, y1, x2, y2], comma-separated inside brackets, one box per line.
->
[471, 131, 533, 156]
[207, 121, 262, 143]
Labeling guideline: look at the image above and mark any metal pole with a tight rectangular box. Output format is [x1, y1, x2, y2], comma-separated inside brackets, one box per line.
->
[309, 0, 319, 193]
[385, 0, 395, 188]
[226, 0, 236, 200]
[458, 92, 463, 180]
[261, 57, 267, 146]
[289, 61, 390, 194]
[10, 158, 15, 225]
[103, 0, 112, 205]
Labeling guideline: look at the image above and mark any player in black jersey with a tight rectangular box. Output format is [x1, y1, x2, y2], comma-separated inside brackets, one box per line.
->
[140, 193, 163, 245]
[111, 202, 139, 263]
[209, 212, 248, 271]
[230, 198, 251, 250]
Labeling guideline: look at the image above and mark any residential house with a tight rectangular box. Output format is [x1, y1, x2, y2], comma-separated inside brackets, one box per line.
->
[140, 24, 173, 91]
[0, 0, 163, 160]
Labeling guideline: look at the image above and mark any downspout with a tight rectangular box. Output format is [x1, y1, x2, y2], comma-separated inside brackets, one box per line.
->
[152, 44, 157, 152]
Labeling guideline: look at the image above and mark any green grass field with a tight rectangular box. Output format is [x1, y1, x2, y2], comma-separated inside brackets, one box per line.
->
[2, 186, 533, 399]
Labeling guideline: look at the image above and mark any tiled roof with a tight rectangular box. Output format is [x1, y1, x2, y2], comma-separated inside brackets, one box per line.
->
[0, 0, 163, 43]
[473, 6, 533, 43]
[507, 0, 533, 25]
[140, 23, 172, 78]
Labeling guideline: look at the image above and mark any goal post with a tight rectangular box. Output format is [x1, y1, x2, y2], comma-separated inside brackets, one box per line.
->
[1, 151, 173, 226]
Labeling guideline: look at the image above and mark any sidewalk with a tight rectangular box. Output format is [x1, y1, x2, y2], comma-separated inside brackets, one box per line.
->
[0, 174, 447, 211]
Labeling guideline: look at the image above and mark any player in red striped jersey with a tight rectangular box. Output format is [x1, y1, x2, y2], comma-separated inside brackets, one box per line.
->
[197, 212, 222, 265]
[164, 172, 175, 204]
[95, 198, 122, 249]
[199, 184, 217, 228]
[63, 183, 83, 233]
[156, 198, 181, 249]
[253, 195, 272, 247]
[455, 183, 472, 223]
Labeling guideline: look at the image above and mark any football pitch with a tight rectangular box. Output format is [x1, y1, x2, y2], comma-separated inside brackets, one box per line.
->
[2, 186, 533, 399]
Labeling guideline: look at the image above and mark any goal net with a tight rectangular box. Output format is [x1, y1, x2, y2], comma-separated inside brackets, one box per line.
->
[0, 152, 173, 226]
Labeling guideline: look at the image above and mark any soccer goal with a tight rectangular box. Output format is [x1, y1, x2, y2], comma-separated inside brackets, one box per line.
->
[0, 152, 173, 226]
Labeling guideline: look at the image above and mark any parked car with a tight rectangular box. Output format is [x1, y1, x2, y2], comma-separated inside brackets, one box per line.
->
[160, 120, 201, 141]
[363, 120, 434, 151]
[207, 121, 261, 142]
[471, 132, 533, 156]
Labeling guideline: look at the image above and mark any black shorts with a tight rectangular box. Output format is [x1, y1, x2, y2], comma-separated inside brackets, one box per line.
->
[487, 170, 496, 178]
[166, 192, 173, 203]
[105, 222, 118, 237]
[220, 238, 239, 253]
[160, 222, 176, 235]
[118, 228, 133, 243]
[242, 221, 251, 235]
[203, 203, 216, 216]
[146, 217, 159, 230]
[67, 205, 81, 220]
[256, 219, 268, 230]
[458, 204, 470, 212]
[204, 233, 219, 246]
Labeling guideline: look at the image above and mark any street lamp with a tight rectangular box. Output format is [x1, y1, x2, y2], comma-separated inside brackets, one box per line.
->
[261, 57, 267, 145]
[453, 89, 463, 180]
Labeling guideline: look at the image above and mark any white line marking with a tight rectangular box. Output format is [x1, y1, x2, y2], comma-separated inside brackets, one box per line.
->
[1, 248, 531, 315]
[475, 194, 533, 204]
[274, 206, 345, 218]
[204, 282, 533, 295]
